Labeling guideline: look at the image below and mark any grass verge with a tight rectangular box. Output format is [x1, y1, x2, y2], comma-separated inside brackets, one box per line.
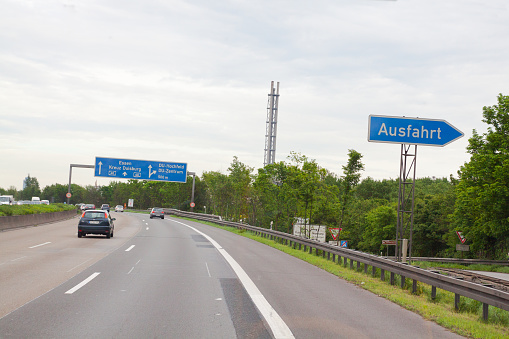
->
[181, 217, 509, 339]
[0, 203, 76, 217]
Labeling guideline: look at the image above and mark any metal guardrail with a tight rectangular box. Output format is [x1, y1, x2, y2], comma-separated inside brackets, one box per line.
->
[411, 257, 509, 266]
[167, 209, 509, 321]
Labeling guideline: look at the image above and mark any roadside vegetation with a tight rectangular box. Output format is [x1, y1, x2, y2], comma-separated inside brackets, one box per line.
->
[0, 203, 76, 217]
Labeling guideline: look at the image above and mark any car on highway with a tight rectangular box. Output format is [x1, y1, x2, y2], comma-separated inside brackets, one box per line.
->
[81, 204, 95, 211]
[101, 204, 110, 212]
[150, 207, 164, 219]
[78, 210, 115, 238]
[115, 205, 124, 212]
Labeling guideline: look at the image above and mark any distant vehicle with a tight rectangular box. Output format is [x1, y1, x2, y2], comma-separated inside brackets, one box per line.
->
[82, 204, 95, 211]
[115, 205, 124, 212]
[78, 210, 115, 238]
[0, 195, 14, 205]
[41, 200, 50, 205]
[150, 207, 164, 219]
[101, 204, 110, 212]
[31, 197, 40, 202]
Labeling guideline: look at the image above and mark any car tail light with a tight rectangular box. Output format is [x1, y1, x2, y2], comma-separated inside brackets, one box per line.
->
[161, 211, 164, 214]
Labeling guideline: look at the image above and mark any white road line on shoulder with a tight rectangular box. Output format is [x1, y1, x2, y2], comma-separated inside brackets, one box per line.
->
[29, 242, 51, 249]
[65, 272, 101, 294]
[172, 220, 295, 339]
[125, 245, 136, 252]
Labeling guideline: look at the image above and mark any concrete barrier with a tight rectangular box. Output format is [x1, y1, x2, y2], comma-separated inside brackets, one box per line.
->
[0, 209, 78, 231]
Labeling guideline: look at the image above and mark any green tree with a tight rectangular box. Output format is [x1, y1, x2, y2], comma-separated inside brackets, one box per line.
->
[21, 175, 41, 200]
[454, 94, 509, 259]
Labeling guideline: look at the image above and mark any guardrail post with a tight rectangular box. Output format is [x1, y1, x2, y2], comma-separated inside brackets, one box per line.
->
[372, 266, 376, 277]
[344, 257, 348, 267]
[309, 246, 313, 254]
[304, 245, 307, 252]
[412, 279, 417, 294]
[390, 272, 395, 285]
[332, 254, 336, 262]
[431, 286, 437, 300]
[364, 264, 368, 274]
[381, 269, 385, 281]
[299, 244, 302, 250]
[350, 259, 354, 269]
[327, 252, 330, 260]
[400, 276, 405, 289]
[338, 255, 341, 264]
[357, 261, 361, 271]
[483, 303, 489, 321]
[455, 294, 460, 311]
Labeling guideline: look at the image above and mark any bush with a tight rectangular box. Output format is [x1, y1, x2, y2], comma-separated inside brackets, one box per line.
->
[0, 204, 75, 217]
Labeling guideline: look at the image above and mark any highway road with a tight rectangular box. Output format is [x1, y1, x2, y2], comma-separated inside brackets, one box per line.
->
[0, 212, 464, 338]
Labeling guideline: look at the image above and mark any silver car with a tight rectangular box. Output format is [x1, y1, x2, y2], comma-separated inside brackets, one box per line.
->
[149, 207, 164, 219]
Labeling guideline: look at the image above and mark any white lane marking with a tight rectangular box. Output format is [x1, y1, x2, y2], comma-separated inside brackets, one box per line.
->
[146, 227, 149, 230]
[0, 256, 27, 266]
[205, 262, 211, 277]
[65, 272, 101, 294]
[128, 260, 141, 274]
[172, 220, 294, 339]
[29, 242, 51, 249]
[125, 245, 135, 252]
[67, 258, 92, 272]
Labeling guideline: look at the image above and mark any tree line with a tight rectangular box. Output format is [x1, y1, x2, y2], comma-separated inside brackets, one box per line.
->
[2, 94, 508, 259]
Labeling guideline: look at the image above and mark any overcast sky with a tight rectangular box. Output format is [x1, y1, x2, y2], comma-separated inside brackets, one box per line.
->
[1, 0, 508, 190]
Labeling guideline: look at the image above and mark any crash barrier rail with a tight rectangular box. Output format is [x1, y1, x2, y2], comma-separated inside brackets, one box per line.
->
[0, 209, 77, 231]
[167, 209, 509, 321]
[411, 257, 509, 267]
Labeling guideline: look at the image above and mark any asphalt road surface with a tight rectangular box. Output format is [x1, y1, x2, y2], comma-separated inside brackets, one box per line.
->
[0, 212, 464, 338]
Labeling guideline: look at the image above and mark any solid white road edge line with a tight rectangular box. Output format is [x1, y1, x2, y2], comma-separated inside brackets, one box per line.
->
[172, 219, 294, 339]
[125, 245, 136, 252]
[65, 272, 101, 294]
[29, 242, 51, 249]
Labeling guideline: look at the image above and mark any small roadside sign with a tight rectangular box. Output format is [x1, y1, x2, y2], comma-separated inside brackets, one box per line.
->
[66, 193, 72, 198]
[128, 199, 134, 208]
[190, 202, 195, 208]
[340, 240, 348, 248]
[456, 244, 470, 252]
[329, 228, 342, 240]
[456, 231, 466, 244]
[382, 240, 397, 245]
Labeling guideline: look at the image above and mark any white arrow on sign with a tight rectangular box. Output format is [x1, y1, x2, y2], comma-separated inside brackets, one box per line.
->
[148, 165, 156, 178]
[98, 161, 103, 175]
[123, 172, 127, 176]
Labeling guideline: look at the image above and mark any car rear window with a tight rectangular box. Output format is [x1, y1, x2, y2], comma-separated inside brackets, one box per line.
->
[84, 212, 107, 219]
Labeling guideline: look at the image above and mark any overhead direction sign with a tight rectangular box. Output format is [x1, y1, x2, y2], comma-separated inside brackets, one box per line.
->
[368, 115, 463, 147]
[95, 157, 187, 183]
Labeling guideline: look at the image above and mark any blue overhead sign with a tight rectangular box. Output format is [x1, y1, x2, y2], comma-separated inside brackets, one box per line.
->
[94, 157, 187, 183]
[368, 115, 463, 147]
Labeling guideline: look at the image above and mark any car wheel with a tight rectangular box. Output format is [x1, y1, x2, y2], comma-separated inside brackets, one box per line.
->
[161, 216, 164, 219]
[78, 233, 82, 238]
[111, 230, 114, 238]
[106, 233, 111, 239]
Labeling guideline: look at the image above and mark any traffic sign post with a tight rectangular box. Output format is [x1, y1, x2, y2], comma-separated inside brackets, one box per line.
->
[95, 157, 187, 183]
[368, 115, 463, 262]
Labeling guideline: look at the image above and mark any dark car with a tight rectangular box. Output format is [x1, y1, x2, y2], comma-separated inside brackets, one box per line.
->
[101, 204, 110, 212]
[78, 210, 115, 238]
[150, 207, 164, 219]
